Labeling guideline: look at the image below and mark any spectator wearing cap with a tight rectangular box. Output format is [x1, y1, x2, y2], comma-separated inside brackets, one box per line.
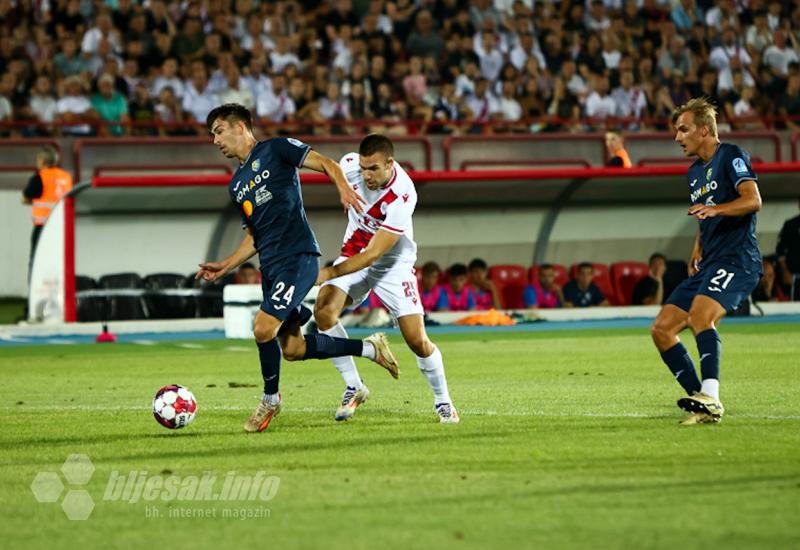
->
[92, 73, 129, 136]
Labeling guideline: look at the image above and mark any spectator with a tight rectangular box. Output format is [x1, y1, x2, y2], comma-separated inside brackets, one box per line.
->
[746, 11, 774, 55]
[438, 263, 476, 311]
[24, 75, 57, 132]
[563, 262, 609, 307]
[467, 258, 501, 310]
[585, 0, 611, 32]
[0, 76, 11, 133]
[776, 197, 800, 300]
[658, 36, 693, 81]
[128, 82, 158, 136]
[777, 73, 800, 131]
[763, 30, 800, 78]
[256, 74, 295, 124]
[348, 81, 372, 122]
[731, 86, 763, 129]
[181, 63, 218, 129]
[318, 82, 350, 134]
[671, 0, 702, 33]
[509, 32, 546, 73]
[151, 58, 185, 99]
[419, 261, 444, 312]
[53, 35, 88, 78]
[605, 130, 632, 167]
[218, 65, 255, 111]
[153, 86, 186, 136]
[270, 36, 303, 74]
[585, 75, 616, 121]
[632, 253, 667, 305]
[476, 30, 504, 83]
[432, 80, 463, 134]
[406, 9, 444, 60]
[236, 262, 260, 284]
[55, 76, 95, 136]
[241, 56, 272, 101]
[523, 264, 563, 308]
[172, 16, 205, 62]
[710, 28, 753, 73]
[752, 258, 781, 302]
[81, 10, 122, 56]
[497, 80, 524, 130]
[560, 60, 589, 103]
[464, 77, 500, 131]
[402, 56, 428, 105]
[91, 73, 129, 136]
[455, 60, 481, 98]
[612, 70, 648, 128]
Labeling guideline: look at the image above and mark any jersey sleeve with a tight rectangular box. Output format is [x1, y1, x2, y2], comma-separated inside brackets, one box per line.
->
[274, 137, 311, 168]
[724, 144, 758, 189]
[338, 152, 361, 182]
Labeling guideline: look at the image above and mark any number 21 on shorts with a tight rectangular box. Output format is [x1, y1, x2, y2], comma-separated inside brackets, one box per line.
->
[271, 281, 295, 310]
[708, 268, 734, 293]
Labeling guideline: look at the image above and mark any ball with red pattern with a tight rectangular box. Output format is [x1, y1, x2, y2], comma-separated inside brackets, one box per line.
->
[153, 384, 197, 429]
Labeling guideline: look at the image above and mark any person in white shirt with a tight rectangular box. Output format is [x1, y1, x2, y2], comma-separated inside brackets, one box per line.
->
[55, 76, 95, 136]
[763, 30, 800, 77]
[584, 0, 611, 32]
[709, 29, 752, 72]
[269, 36, 303, 74]
[241, 56, 273, 101]
[464, 77, 500, 125]
[498, 80, 522, 122]
[745, 11, 774, 55]
[509, 32, 547, 72]
[81, 11, 122, 56]
[255, 74, 295, 123]
[151, 58, 185, 99]
[218, 65, 255, 111]
[611, 70, 648, 126]
[314, 135, 459, 424]
[28, 74, 57, 125]
[181, 64, 219, 127]
[475, 30, 504, 83]
[585, 75, 616, 120]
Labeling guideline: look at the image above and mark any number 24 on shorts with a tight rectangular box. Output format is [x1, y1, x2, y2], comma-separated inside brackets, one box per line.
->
[271, 281, 295, 310]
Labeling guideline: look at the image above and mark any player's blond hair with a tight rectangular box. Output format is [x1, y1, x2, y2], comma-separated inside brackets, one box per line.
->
[672, 97, 718, 137]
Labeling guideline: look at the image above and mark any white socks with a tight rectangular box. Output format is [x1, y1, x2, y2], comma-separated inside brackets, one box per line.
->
[701, 379, 720, 400]
[417, 345, 451, 405]
[263, 393, 280, 405]
[321, 322, 363, 388]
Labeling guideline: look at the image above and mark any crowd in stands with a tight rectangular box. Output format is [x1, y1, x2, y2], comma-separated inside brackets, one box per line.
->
[2, 0, 800, 137]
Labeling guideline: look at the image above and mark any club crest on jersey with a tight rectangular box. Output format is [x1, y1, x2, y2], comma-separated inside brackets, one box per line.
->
[732, 157, 748, 175]
[251, 159, 261, 172]
[706, 168, 713, 181]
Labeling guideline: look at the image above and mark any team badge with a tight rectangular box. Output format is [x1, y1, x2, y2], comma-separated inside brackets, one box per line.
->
[706, 168, 712, 180]
[251, 159, 260, 172]
[732, 157, 748, 175]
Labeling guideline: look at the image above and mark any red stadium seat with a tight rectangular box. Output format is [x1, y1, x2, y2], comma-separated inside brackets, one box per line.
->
[610, 262, 649, 305]
[488, 264, 527, 309]
[529, 264, 569, 288]
[570, 263, 616, 305]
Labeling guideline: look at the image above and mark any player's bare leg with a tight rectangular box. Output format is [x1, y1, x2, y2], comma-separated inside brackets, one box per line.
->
[244, 310, 285, 433]
[397, 314, 459, 424]
[314, 286, 396, 421]
[677, 296, 727, 420]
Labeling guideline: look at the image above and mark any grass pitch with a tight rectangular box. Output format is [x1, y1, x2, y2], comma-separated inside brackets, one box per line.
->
[1, 323, 799, 549]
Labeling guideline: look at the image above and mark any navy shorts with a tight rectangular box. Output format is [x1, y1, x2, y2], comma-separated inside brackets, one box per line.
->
[665, 259, 760, 314]
[260, 254, 319, 320]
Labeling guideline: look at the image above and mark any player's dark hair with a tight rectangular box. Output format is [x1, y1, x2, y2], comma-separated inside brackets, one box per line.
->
[359, 134, 394, 159]
[422, 261, 441, 276]
[468, 258, 488, 271]
[239, 262, 256, 270]
[206, 103, 253, 132]
[648, 253, 666, 264]
[578, 262, 594, 271]
[539, 263, 554, 271]
[449, 263, 468, 277]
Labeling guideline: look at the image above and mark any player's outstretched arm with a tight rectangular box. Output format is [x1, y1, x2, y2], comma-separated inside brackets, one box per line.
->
[316, 229, 401, 285]
[688, 180, 762, 220]
[196, 231, 257, 282]
[301, 149, 365, 213]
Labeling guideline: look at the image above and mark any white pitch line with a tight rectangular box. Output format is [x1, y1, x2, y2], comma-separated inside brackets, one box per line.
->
[131, 340, 157, 346]
[2, 404, 799, 420]
[224, 346, 251, 352]
[175, 343, 205, 349]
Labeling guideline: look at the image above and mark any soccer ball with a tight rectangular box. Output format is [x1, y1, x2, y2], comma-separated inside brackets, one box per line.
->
[153, 384, 197, 429]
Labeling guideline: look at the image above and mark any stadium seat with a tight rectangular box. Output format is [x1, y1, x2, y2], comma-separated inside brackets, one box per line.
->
[144, 273, 195, 319]
[488, 264, 527, 309]
[529, 264, 569, 288]
[610, 262, 649, 306]
[98, 272, 147, 320]
[186, 272, 230, 317]
[75, 275, 103, 322]
[569, 263, 617, 305]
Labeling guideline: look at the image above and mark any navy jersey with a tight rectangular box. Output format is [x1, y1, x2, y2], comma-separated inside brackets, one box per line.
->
[686, 142, 761, 271]
[228, 138, 320, 267]
[562, 281, 605, 307]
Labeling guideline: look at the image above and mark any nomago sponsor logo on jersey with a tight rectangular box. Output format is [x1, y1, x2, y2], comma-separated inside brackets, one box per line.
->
[691, 180, 717, 202]
[236, 170, 271, 202]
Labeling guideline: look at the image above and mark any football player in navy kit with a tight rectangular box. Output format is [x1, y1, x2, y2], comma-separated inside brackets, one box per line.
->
[198, 104, 399, 433]
[650, 98, 763, 425]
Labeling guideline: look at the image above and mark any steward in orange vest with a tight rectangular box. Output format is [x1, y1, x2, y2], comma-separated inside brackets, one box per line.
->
[23, 146, 73, 278]
[605, 130, 632, 168]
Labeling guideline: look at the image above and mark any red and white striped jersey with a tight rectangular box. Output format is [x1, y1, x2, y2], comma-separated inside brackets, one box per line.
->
[337, 152, 418, 268]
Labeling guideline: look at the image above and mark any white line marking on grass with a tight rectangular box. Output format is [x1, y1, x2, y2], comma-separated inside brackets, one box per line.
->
[132, 340, 157, 346]
[45, 339, 76, 345]
[3, 404, 799, 421]
[176, 343, 205, 349]
[224, 346, 251, 352]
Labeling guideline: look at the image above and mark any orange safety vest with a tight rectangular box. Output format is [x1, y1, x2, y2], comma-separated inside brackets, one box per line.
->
[615, 148, 632, 168]
[32, 167, 73, 226]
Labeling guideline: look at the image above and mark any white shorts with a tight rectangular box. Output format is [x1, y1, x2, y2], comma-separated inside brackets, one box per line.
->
[322, 257, 424, 319]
